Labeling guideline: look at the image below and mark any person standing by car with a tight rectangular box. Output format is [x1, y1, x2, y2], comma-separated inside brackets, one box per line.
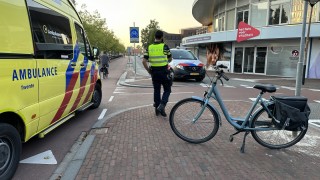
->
[142, 30, 172, 117]
[100, 52, 110, 79]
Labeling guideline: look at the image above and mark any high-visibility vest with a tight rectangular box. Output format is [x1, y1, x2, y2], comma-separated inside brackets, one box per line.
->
[148, 43, 168, 67]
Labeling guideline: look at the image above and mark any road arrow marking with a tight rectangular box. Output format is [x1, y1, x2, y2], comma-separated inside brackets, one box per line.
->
[20, 150, 57, 164]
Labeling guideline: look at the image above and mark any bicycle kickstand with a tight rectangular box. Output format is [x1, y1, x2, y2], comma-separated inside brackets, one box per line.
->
[240, 131, 250, 153]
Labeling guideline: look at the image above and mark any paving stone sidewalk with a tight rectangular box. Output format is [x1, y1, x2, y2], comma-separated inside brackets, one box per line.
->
[75, 102, 320, 180]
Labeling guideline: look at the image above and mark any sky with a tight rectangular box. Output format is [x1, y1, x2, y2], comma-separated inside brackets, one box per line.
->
[74, 0, 201, 47]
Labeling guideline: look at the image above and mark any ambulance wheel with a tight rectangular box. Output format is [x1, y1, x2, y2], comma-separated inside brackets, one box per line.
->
[0, 123, 21, 180]
[90, 84, 102, 109]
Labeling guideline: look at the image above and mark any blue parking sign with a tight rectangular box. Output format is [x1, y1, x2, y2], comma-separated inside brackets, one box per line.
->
[130, 27, 139, 43]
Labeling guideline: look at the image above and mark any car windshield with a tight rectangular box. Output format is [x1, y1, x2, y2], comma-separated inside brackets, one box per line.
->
[171, 50, 197, 60]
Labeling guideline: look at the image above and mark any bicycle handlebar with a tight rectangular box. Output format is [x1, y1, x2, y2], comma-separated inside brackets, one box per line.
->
[214, 65, 230, 81]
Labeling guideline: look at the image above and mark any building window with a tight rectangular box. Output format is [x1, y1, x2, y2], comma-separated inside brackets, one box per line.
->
[236, 6, 249, 29]
[214, 15, 219, 32]
[269, 0, 290, 25]
[291, 0, 318, 24]
[219, 13, 225, 31]
[251, 2, 268, 27]
[226, 9, 235, 30]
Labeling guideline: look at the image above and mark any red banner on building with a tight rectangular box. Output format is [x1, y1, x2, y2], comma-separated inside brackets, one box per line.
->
[236, 21, 260, 42]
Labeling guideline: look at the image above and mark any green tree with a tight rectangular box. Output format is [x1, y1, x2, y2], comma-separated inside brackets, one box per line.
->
[141, 19, 160, 49]
[78, 4, 125, 54]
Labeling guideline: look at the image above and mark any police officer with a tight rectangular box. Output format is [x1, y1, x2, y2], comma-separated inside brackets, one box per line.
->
[142, 30, 172, 117]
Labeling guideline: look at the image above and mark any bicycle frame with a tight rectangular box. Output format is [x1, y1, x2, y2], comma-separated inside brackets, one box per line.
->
[193, 76, 277, 131]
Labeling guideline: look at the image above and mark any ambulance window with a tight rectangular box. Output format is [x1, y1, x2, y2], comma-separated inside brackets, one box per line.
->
[74, 24, 87, 57]
[27, 0, 73, 59]
[85, 36, 93, 60]
[75, 23, 92, 60]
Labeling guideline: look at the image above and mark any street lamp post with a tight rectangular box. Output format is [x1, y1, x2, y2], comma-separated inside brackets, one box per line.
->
[302, 0, 320, 85]
[295, 0, 308, 96]
[295, 0, 320, 96]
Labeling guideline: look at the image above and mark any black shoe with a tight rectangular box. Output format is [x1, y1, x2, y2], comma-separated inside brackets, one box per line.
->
[157, 104, 167, 117]
[155, 107, 160, 116]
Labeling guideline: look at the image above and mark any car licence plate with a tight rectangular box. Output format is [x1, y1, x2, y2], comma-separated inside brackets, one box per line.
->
[190, 73, 199, 75]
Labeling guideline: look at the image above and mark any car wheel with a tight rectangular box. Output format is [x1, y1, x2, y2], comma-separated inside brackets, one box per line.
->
[0, 123, 21, 180]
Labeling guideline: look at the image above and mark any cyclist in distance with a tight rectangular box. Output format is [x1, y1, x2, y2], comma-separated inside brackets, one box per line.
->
[100, 51, 110, 79]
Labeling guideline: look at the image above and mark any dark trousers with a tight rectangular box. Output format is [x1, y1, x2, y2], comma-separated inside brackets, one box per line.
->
[151, 69, 172, 107]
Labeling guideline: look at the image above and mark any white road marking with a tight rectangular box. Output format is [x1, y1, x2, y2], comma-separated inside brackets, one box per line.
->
[233, 78, 256, 82]
[249, 98, 266, 102]
[222, 85, 236, 88]
[20, 150, 57, 164]
[201, 83, 236, 88]
[314, 100, 320, 103]
[98, 109, 108, 120]
[114, 87, 126, 94]
[309, 119, 320, 128]
[200, 83, 211, 87]
[309, 89, 320, 92]
[108, 96, 114, 102]
[240, 84, 253, 88]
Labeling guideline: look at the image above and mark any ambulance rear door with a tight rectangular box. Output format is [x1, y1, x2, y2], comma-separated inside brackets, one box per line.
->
[0, 0, 39, 139]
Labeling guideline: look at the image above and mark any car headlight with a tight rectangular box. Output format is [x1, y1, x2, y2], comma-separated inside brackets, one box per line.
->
[176, 64, 184, 70]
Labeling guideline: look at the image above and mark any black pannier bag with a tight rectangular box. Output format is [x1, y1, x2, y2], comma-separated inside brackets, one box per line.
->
[271, 96, 310, 131]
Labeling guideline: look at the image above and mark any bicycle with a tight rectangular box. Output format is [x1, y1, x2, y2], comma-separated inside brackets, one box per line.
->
[169, 64, 310, 153]
[100, 65, 109, 79]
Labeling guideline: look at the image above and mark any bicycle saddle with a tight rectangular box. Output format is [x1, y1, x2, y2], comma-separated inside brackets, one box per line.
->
[253, 84, 276, 93]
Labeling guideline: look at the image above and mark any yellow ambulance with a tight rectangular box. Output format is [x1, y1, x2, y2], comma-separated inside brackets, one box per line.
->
[0, 0, 102, 179]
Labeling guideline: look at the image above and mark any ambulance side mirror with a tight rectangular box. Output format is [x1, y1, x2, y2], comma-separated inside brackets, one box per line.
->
[93, 47, 100, 60]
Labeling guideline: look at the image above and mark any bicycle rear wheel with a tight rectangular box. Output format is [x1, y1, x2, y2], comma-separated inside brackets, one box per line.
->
[251, 107, 308, 149]
[169, 98, 219, 144]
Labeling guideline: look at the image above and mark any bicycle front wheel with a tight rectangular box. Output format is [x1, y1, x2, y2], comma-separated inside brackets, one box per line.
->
[169, 98, 220, 144]
[251, 107, 308, 149]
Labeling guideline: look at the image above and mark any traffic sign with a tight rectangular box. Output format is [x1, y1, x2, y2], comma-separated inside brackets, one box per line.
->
[130, 27, 139, 43]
